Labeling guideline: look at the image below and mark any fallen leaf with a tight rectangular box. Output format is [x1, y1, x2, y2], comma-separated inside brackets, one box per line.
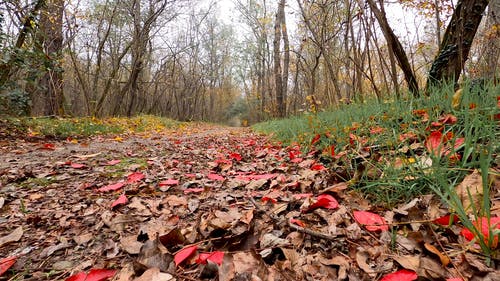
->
[70, 163, 86, 169]
[196, 251, 225, 265]
[290, 218, 305, 227]
[460, 216, 500, 247]
[455, 170, 483, 214]
[184, 188, 205, 194]
[41, 143, 56, 150]
[0, 226, 23, 247]
[229, 152, 242, 161]
[311, 163, 326, 171]
[134, 267, 173, 281]
[105, 159, 121, 166]
[311, 134, 321, 145]
[353, 211, 389, 232]
[98, 182, 125, 192]
[65, 269, 116, 281]
[207, 173, 224, 181]
[0, 256, 17, 277]
[424, 243, 450, 266]
[111, 194, 128, 208]
[433, 214, 459, 226]
[426, 131, 444, 156]
[174, 245, 198, 266]
[159, 179, 179, 186]
[307, 194, 339, 211]
[127, 172, 145, 183]
[380, 269, 418, 281]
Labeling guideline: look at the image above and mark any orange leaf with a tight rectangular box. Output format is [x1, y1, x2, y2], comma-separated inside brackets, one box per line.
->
[290, 218, 306, 227]
[353, 211, 389, 232]
[0, 256, 17, 277]
[311, 134, 321, 145]
[174, 245, 198, 266]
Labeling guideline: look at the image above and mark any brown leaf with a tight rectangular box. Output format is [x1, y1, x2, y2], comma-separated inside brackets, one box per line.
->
[134, 267, 173, 281]
[393, 255, 420, 271]
[424, 243, 450, 266]
[0, 226, 23, 247]
[455, 170, 484, 214]
[121, 235, 144, 255]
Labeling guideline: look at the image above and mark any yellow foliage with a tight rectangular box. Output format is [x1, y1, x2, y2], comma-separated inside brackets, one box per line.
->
[452, 88, 463, 109]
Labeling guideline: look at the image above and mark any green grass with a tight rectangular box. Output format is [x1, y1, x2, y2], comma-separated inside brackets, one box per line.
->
[253, 82, 500, 206]
[1, 115, 181, 138]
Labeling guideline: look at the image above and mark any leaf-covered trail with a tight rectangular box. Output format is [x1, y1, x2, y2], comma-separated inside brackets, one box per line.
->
[0, 124, 498, 280]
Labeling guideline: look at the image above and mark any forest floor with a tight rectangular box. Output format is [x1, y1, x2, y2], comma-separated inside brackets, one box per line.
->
[0, 122, 499, 281]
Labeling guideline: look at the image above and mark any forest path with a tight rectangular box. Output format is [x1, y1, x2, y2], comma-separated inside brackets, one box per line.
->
[0, 123, 494, 280]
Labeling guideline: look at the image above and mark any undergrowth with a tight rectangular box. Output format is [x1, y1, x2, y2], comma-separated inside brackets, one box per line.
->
[0, 115, 180, 138]
[253, 82, 500, 207]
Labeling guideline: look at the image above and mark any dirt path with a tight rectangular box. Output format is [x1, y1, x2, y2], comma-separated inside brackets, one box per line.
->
[0, 124, 497, 280]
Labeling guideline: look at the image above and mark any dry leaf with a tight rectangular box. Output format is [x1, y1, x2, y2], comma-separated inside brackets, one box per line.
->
[0, 226, 23, 247]
[455, 170, 483, 214]
[424, 243, 450, 266]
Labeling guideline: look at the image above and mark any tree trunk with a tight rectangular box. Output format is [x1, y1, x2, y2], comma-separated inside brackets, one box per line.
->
[366, 0, 419, 96]
[273, 0, 287, 117]
[483, 0, 499, 80]
[32, 0, 65, 116]
[426, 0, 489, 88]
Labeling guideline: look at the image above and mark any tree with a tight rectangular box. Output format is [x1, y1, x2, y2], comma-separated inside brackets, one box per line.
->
[32, 0, 65, 116]
[426, 0, 490, 88]
[273, 0, 289, 117]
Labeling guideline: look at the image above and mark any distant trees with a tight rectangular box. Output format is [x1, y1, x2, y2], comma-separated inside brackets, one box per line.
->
[0, 0, 496, 120]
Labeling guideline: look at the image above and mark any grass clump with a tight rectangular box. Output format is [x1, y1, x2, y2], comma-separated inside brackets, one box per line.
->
[1, 115, 181, 138]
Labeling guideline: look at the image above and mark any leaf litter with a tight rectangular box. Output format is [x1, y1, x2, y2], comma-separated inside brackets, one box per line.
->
[0, 124, 499, 280]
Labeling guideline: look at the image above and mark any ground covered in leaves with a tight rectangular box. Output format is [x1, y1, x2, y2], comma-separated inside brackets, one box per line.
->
[0, 123, 499, 281]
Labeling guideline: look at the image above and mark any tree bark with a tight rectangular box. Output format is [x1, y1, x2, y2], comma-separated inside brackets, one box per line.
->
[273, 0, 288, 117]
[366, 0, 419, 96]
[32, 0, 65, 116]
[426, 0, 490, 88]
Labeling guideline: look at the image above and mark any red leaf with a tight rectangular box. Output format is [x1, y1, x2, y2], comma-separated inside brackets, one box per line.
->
[159, 179, 179, 186]
[41, 143, 56, 150]
[196, 251, 224, 265]
[440, 114, 458, 124]
[426, 131, 444, 156]
[460, 217, 500, 246]
[70, 163, 86, 169]
[308, 194, 339, 210]
[369, 126, 384, 134]
[311, 134, 321, 145]
[262, 197, 277, 203]
[290, 218, 305, 227]
[85, 269, 117, 281]
[433, 214, 459, 226]
[98, 182, 125, 192]
[174, 245, 198, 266]
[0, 256, 17, 277]
[111, 194, 128, 208]
[127, 172, 145, 183]
[311, 163, 326, 171]
[105, 160, 121, 166]
[380, 269, 417, 281]
[399, 132, 417, 142]
[65, 269, 116, 281]
[207, 173, 224, 181]
[184, 188, 205, 194]
[353, 211, 389, 232]
[447, 278, 463, 281]
[229, 153, 242, 161]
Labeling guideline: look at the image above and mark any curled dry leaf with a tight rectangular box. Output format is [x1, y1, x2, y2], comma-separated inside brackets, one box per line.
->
[455, 170, 483, 214]
[424, 243, 450, 266]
